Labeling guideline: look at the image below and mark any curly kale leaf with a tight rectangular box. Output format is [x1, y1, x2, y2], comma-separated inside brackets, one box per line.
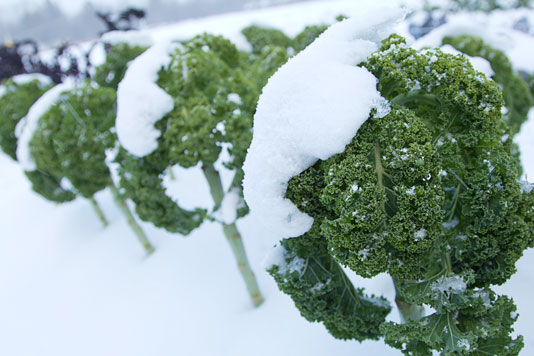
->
[116, 148, 205, 235]
[30, 82, 117, 198]
[382, 293, 523, 356]
[268, 228, 391, 341]
[442, 35, 534, 136]
[0, 78, 52, 160]
[24, 169, 76, 203]
[94, 43, 147, 90]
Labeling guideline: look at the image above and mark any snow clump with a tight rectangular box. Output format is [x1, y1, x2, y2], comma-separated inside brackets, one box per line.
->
[116, 41, 179, 157]
[101, 30, 153, 47]
[243, 8, 405, 244]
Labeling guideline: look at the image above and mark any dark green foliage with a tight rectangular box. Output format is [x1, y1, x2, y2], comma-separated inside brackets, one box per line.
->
[30, 82, 117, 198]
[0, 78, 74, 203]
[442, 35, 534, 135]
[116, 148, 205, 234]
[118, 33, 285, 233]
[94, 43, 147, 90]
[24, 169, 76, 203]
[292, 25, 328, 53]
[269, 35, 533, 355]
[382, 293, 523, 356]
[242, 23, 329, 56]
[0, 78, 52, 160]
[269, 227, 391, 341]
[241, 25, 293, 54]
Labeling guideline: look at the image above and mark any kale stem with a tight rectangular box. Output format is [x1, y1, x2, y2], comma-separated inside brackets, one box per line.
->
[393, 277, 425, 323]
[202, 163, 264, 307]
[108, 181, 155, 255]
[88, 195, 108, 227]
[167, 166, 176, 180]
[441, 249, 453, 275]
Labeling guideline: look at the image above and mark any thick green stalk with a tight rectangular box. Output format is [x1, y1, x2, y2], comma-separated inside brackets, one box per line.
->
[393, 277, 425, 323]
[88, 196, 109, 227]
[108, 181, 155, 255]
[167, 166, 176, 181]
[202, 164, 264, 307]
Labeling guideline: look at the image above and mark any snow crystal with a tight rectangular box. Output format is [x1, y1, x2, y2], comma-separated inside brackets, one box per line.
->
[443, 218, 459, 230]
[243, 8, 405, 242]
[101, 30, 153, 47]
[519, 180, 534, 194]
[309, 279, 330, 293]
[457, 339, 470, 351]
[414, 228, 426, 240]
[227, 93, 242, 105]
[431, 275, 467, 294]
[16, 81, 75, 171]
[440, 44, 494, 77]
[473, 289, 491, 307]
[116, 41, 178, 157]
[263, 243, 306, 276]
[213, 187, 243, 224]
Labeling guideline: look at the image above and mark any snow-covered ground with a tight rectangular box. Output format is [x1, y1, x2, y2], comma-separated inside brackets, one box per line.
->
[1, 1, 534, 355]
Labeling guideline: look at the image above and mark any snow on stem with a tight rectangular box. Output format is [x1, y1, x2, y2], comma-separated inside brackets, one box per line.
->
[202, 164, 264, 307]
[108, 181, 155, 255]
[88, 196, 109, 227]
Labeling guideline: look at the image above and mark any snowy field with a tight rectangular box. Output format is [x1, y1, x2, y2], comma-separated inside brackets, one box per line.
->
[1, 1, 534, 355]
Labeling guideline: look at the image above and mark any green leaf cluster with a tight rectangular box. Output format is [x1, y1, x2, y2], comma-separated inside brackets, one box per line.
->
[269, 34, 534, 355]
[0, 78, 52, 160]
[442, 35, 534, 136]
[30, 82, 117, 198]
[94, 43, 147, 90]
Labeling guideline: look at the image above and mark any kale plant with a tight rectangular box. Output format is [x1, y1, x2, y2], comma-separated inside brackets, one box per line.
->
[116, 33, 289, 306]
[268, 35, 534, 355]
[0, 77, 75, 203]
[29, 81, 154, 253]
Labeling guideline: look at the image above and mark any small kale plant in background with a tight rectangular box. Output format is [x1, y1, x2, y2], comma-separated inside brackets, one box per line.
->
[241, 20, 333, 56]
[27, 81, 154, 253]
[0, 75, 75, 203]
[115, 33, 292, 306]
[247, 25, 534, 355]
[12, 41, 153, 253]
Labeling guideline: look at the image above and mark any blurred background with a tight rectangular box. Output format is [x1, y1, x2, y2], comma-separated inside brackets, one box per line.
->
[0, 0, 315, 44]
